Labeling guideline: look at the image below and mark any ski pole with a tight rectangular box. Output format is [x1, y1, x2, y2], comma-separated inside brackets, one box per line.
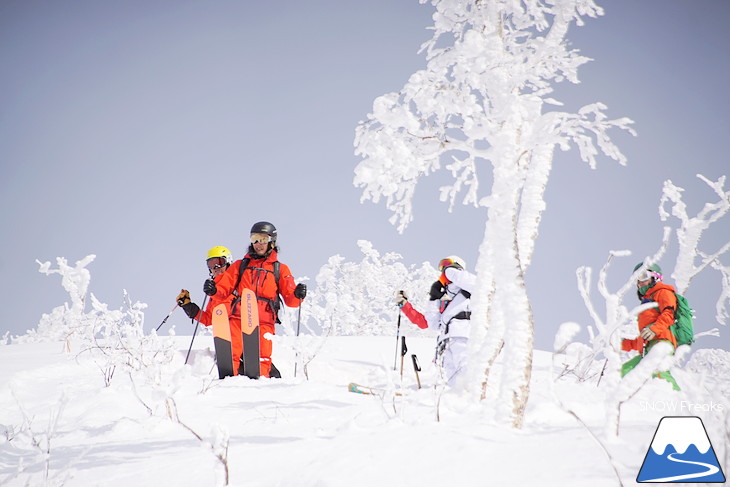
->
[393, 312, 401, 370]
[294, 299, 302, 378]
[400, 336, 408, 379]
[155, 303, 178, 332]
[185, 295, 207, 365]
[596, 358, 608, 387]
[411, 354, 422, 389]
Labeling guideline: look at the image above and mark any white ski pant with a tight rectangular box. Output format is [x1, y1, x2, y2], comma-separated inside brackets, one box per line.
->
[438, 337, 467, 385]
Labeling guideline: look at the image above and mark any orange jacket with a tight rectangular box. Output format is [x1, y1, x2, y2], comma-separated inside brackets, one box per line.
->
[214, 250, 300, 326]
[622, 281, 678, 351]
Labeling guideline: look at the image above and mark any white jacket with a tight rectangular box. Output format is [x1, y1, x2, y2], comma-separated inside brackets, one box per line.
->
[423, 267, 475, 343]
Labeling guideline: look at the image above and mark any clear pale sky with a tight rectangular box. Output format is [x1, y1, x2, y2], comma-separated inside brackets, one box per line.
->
[1, 1, 728, 352]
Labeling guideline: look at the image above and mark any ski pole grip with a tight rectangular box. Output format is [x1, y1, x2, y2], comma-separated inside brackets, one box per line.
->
[411, 354, 421, 372]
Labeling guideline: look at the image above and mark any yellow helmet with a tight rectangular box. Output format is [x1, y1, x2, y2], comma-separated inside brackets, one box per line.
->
[206, 246, 233, 265]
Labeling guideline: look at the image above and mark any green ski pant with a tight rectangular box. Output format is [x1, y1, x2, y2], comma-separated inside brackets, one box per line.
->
[621, 342, 680, 391]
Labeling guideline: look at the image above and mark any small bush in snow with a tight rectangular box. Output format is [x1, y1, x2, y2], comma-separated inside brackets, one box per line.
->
[307, 240, 437, 336]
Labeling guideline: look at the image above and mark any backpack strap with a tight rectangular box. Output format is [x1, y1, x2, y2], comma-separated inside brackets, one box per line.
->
[646, 289, 677, 316]
[440, 288, 471, 336]
[252, 261, 283, 323]
[230, 258, 250, 315]
[231, 258, 250, 300]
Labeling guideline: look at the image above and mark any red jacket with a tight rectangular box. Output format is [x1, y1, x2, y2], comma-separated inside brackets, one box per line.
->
[622, 282, 678, 352]
[400, 302, 428, 330]
[214, 250, 300, 326]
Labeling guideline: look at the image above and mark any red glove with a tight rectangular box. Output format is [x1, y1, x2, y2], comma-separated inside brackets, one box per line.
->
[621, 337, 644, 352]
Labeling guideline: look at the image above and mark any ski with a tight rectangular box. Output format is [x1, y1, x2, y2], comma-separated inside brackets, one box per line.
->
[240, 288, 260, 379]
[347, 382, 403, 396]
[211, 303, 235, 379]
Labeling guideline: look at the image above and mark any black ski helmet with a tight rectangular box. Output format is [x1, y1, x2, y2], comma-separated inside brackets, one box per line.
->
[250, 221, 277, 245]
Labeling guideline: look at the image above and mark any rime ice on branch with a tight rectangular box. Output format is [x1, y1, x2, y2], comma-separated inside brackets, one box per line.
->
[36, 255, 96, 314]
[659, 175, 730, 317]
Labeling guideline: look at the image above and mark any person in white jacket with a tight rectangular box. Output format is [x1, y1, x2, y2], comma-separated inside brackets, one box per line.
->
[397, 255, 475, 384]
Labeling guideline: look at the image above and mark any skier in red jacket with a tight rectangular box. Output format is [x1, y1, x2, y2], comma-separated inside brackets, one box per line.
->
[204, 222, 306, 378]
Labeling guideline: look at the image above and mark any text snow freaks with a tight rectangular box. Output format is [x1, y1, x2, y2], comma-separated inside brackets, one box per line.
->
[639, 400, 725, 413]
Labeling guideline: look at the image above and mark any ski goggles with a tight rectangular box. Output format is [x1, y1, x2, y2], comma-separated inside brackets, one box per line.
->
[438, 258, 456, 271]
[636, 269, 662, 282]
[206, 257, 227, 271]
[250, 233, 272, 245]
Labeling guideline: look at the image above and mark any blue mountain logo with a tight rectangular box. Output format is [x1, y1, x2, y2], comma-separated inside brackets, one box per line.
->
[637, 416, 726, 483]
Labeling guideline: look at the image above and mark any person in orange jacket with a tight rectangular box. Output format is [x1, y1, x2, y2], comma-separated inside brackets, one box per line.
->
[177, 246, 244, 376]
[204, 221, 306, 378]
[621, 262, 680, 390]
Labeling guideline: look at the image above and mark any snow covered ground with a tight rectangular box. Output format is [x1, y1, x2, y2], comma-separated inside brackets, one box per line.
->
[2, 333, 727, 487]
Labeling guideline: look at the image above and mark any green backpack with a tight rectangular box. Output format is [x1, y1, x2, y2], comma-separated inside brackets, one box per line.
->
[670, 293, 695, 347]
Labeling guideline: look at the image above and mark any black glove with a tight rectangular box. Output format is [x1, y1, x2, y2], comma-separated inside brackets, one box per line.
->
[429, 281, 446, 301]
[396, 290, 408, 307]
[294, 283, 307, 300]
[182, 302, 200, 320]
[176, 289, 191, 307]
[203, 279, 217, 296]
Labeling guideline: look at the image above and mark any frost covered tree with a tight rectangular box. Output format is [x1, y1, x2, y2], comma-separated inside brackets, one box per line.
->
[659, 174, 730, 304]
[307, 240, 436, 336]
[19, 255, 178, 391]
[354, 0, 633, 427]
[22, 255, 96, 346]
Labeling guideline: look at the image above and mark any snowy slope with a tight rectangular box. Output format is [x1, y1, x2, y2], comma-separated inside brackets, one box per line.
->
[2, 334, 727, 487]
